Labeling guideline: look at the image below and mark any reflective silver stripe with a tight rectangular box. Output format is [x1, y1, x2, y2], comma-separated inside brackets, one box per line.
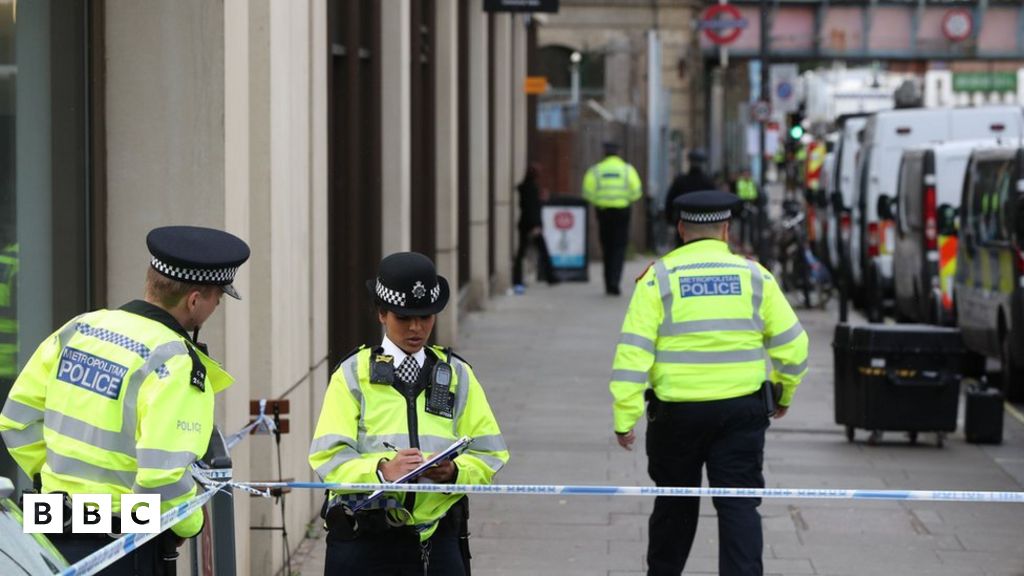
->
[57, 317, 84, 349]
[469, 434, 507, 453]
[610, 369, 647, 383]
[1, 399, 43, 425]
[655, 348, 766, 364]
[309, 434, 357, 456]
[618, 333, 655, 353]
[133, 474, 196, 501]
[419, 435, 462, 452]
[343, 356, 366, 451]
[314, 449, 362, 481]
[659, 318, 759, 336]
[653, 259, 673, 327]
[120, 341, 189, 453]
[747, 261, 764, 331]
[471, 453, 507, 473]
[668, 262, 749, 273]
[136, 449, 196, 471]
[44, 411, 132, 456]
[772, 358, 808, 376]
[47, 449, 135, 488]
[766, 322, 806, 349]
[452, 360, 470, 435]
[1, 422, 44, 448]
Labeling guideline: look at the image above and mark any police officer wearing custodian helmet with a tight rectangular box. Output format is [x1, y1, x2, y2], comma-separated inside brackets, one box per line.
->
[609, 191, 808, 575]
[0, 226, 250, 574]
[310, 252, 509, 575]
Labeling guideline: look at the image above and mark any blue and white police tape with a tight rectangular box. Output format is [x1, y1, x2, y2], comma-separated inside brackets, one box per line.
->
[239, 481, 1024, 504]
[60, 482, 228, 576]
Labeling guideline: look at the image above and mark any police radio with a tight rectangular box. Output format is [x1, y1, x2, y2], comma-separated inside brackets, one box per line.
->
[425, 362, 455, 418]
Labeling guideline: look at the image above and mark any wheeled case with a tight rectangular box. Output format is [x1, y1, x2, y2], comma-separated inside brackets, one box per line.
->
[833, 323, 965, 447]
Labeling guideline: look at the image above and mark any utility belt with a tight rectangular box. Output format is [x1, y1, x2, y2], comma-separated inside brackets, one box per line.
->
[324, 496, 468, 542]
[645, 382, 781, 421]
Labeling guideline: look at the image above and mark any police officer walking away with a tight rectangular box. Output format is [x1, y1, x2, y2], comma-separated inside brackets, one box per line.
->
[0, 226, 250, 574]
[609, 191, 809, 576]
[662, 149, 715, 226]
[310, 252, 508, 575]
[582, 141, 643, 295]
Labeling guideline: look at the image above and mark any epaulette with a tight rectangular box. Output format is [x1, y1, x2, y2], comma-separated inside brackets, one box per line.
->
[183, 342, 207, 392]
[332, 344, 368, 373]
[630, 260, 655, 282]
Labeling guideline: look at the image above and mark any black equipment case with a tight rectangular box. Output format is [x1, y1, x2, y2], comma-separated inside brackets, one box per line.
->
[833, 323, 966, 447]
[964, 381, 1004, 444]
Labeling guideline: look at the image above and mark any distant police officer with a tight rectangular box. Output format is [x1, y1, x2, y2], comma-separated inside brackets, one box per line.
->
[609, 191, 809, 576]
[663, 149, 715, 225]
[582, 141, 643, 295]
[310, 252, 508, 575]
[0, 225, 250, 575]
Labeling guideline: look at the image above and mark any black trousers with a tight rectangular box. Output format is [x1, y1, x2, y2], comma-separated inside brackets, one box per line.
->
[645, 392, 769, 576]
[512, 227, 555, 286]
[50, 531, 170, 575]
[595, 207, 631, 294]
[325, 513, 466, 575]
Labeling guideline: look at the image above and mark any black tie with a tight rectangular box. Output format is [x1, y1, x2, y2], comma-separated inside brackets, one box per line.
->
[396, 356, 419, 386]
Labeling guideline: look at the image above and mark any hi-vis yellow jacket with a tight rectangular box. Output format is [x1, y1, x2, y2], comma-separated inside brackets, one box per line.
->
[0, 301, 232, 538]
[610, 240, 808, 433]
[0, 243, 17, 378]
[309, 345, 508, 541]
[582, 155, 643, 209]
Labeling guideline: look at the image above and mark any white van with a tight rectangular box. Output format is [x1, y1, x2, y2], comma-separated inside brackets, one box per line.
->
[891, 139, 1007, 324]
[827, 115, 867, 275]
[851, 106, 1024, 321]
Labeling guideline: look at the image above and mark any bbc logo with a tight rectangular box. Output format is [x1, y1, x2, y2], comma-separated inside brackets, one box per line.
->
[22, 494, 161, 534]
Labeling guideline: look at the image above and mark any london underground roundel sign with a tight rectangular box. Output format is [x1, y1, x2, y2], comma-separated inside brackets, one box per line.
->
[700, 4, 747, 46]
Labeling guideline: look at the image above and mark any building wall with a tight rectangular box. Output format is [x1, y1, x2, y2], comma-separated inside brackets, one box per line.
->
[102, 2, 524, 574]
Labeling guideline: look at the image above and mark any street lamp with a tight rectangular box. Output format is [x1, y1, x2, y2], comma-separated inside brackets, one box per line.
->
[570, 50, 582, 106]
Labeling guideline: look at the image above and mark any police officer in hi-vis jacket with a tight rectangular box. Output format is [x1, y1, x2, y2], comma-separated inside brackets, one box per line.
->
[0, 226, 250, 574]
[310, 252, 508, 575]
[610, 191, 808, 576]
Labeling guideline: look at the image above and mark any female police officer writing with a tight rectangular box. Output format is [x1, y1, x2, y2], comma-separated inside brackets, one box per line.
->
[309, 252, 508, 575]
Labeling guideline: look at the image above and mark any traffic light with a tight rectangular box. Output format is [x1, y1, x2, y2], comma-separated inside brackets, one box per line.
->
[789, 124, 805, 140]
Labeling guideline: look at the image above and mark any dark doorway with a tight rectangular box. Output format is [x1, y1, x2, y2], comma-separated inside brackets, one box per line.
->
[327, 0, 382, 365]
[410, 0, 436, 259]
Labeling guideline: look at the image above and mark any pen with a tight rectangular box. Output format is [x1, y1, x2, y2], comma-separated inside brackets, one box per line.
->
[383, 441, 399, 451]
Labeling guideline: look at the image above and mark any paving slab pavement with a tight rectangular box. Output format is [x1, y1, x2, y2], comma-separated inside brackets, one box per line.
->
[296, 258, 1024, 576]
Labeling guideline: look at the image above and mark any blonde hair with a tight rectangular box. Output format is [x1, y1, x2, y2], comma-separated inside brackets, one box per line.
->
[145, 267, 217, 309]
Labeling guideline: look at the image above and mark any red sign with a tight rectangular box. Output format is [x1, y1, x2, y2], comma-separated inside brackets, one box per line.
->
[699, 4, 747, 46]
[554, 211, 574, 230]
[942, 9, 973, 42]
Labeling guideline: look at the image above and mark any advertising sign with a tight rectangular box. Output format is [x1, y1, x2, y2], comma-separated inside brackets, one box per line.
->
[542, 200, 588, 281]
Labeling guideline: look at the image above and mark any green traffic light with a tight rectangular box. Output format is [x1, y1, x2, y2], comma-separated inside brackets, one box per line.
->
[789, 125, 804, 139]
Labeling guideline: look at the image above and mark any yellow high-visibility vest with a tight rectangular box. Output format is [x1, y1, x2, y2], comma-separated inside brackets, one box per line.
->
[0, 302, 233, 538]
[610, 240, 808, 433]
[737, 178, 758, 201]
[309, 345, 509, 541]
[0, 243, 17, 378]
[582, 155, 643, 209]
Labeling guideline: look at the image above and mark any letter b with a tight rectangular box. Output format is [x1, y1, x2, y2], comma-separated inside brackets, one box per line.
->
[71, 494, 111, 534]
[22, 494, 64, 534]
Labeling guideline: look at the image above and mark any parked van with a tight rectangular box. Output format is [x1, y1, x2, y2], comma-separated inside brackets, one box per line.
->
[827, 115, 867, 277]
[890, 140, 1004, 325]
[852, 106, 1024, 322]
[955, 145, 1024, 401]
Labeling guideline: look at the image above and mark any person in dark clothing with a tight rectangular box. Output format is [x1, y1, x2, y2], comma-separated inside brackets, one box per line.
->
[663, 149, 715, 226]
[513, 163, 557, 292]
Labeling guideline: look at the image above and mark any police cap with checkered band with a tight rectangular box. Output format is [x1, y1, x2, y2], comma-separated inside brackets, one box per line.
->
[672, 189, 741, 225]
[147, 226, 250, 299]
[366, 252, 450, 316]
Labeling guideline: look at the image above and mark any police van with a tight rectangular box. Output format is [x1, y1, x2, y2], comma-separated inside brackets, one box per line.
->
[955, 145, 1024, 401]
[890, 139, 1006, 325]
[852, 106, 1024, 322]
[0, 477, 69, 574]
[827, 115, 867, 282]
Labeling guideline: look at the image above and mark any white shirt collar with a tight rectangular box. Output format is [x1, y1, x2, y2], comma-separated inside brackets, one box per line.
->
[381, 335, 426, 369]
